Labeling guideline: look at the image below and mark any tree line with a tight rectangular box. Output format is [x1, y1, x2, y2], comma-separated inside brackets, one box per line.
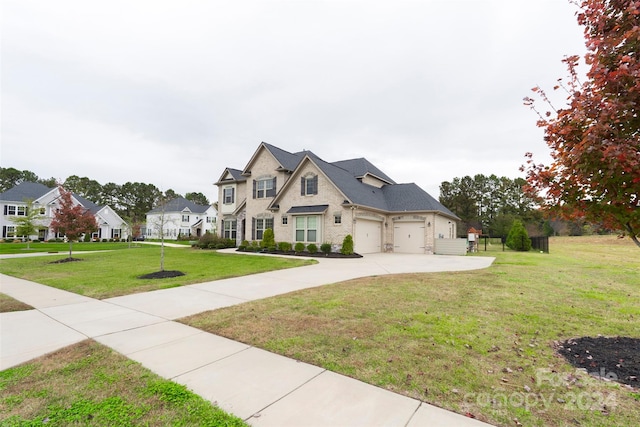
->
[0, 167, 210, 222]
[439, 174, 542, 237]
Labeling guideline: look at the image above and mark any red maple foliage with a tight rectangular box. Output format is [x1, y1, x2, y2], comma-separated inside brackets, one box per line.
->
[50, 186, 98, 258]
[523, 0, 640, 248]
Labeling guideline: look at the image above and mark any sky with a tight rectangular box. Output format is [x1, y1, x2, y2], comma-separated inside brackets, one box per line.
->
[1, 0, 588, 202]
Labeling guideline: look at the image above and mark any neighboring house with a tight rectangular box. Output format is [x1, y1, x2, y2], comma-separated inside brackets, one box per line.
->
[145, 197, 217, 240]
[0, 182, 127, 241]
[215, 142, 460, 254]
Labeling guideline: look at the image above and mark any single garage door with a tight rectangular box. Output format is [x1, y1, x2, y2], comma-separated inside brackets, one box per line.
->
[394, 222, 425, 254]
[355, 219, 382, 254]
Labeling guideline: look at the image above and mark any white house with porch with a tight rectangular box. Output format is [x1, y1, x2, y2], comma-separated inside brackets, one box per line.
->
[145, 197, 216, 240]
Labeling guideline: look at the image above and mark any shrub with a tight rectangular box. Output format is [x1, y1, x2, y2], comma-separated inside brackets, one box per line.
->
[307, 243, 318, 254]
[320, 243, 332, 255]
[261, 228, 275, 249]
[215, 243, 227, 249]
[506, 220, 532, 251]
[267, 246, 277, 252]
[278, 242, 292, 252]
[250, 241, 261, 252]
[341, 235, 354, 255]
[294, 242, 305, 253]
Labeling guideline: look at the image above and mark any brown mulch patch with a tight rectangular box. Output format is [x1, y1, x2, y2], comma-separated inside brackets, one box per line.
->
[49, 257, 83, 264]
[557, 336, 640, 388]
[137, 270, 185, 280]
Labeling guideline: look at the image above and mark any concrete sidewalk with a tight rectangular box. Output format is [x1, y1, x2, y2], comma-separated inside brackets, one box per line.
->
[0, 252, 494, 426]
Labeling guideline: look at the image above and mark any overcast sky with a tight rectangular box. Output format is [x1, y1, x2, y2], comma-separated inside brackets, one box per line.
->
[1, 0, 587, 201]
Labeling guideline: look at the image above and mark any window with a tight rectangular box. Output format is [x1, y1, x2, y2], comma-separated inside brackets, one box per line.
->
[254, 177, 276, 199]
[223, 187, 235, 204]
[281, 216, 288, 225]
[17, 206, 27, 216]
[180, 228, 191, 236]
[3, 226, 16, 238]
[334, 214, 342, 225]
[182, 215, 190, 222]
[4, 205, 16, 216]
[112, 229, 121, 239]
[254, 217, 274, 240]
[295, 216, 319, 243]
[223, 220, 237, 239]
[206, 216, 215, 223]
[301, 175, 318, 196]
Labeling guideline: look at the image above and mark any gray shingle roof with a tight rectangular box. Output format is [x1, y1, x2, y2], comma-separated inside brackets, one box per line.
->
[287, 205, 329, 214]
[262, 142, 303, 171]
[148, 197, 211, 214]
[0, 182, 52, 202]
[331, 158, 396, 184]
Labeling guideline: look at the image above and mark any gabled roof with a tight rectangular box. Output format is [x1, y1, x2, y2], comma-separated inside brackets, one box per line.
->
[331, 158, 396, 185]
[381, 183, 458, 217]
[148, 197, 211, 215]
[72, 194, 102, 214]
[242, 142, 303, 176]
[0, 182, 54, 202]
[215, 168, 246, 185]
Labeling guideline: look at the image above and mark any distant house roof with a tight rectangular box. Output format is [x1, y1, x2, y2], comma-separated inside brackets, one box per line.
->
[0, 182, 53, 202]
[148, 197, 211, 214]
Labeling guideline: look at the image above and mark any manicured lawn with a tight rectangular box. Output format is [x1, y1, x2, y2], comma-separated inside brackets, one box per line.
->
[0, 340, 247, 426]
[0, 241, 135, 255]
[0, 247, 315, 299]
[181, 236, 640, 427]
[0, 293, 33, 313]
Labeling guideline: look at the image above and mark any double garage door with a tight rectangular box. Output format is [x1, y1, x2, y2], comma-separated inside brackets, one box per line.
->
[355, 219, 426, 254]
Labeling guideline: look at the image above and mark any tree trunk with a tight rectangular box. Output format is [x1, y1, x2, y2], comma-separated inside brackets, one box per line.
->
[68, 241, 73, 259]
[160, 237, 165, 271]
[626, 223, 640, 249]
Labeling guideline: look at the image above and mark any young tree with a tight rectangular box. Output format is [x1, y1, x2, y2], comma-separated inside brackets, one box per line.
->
[10, 199, 44, 249]
[50, 186, 98, 259]
[506, 220, 532, 252]
[524, 0, 640, 248]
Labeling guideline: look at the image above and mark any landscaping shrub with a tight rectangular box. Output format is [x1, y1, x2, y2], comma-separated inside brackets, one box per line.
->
[250, 241, 261, 252]
[198, 232, 236, 249]
[341, 235, 354, 255]
[307, 243, 318, 254]
[320, 243, 332, 255]
[506, 219, 532, 251]
[294, 242, 305, 253]
[278, 242, 292, 252]
[261, 228, 275, 249]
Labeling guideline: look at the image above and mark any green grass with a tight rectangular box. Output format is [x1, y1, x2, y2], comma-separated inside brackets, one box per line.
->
[181, 236, 640, 427]
[0, 247, 315, 299]
[0, 241, 135, 255]
[0, 340, 247, 426]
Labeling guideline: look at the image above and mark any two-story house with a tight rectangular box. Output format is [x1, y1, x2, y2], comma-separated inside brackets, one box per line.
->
[0, 182, 127, 241]
[145, 197, 216, 240]
[215, 142, 460, 254]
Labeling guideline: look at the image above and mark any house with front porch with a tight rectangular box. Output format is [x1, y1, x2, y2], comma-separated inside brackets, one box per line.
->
[145, 197, 216, 240]
[0, 182, 127, 241]
[215, 142, 459, 254]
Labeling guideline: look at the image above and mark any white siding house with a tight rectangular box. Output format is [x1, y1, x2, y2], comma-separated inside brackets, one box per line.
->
[145, 197, 217, 240]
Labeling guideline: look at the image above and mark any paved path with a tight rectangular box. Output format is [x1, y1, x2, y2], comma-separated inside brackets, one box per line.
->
[0, 251, 495, 426]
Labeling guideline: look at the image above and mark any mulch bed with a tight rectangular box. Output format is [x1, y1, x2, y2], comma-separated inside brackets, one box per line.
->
[236, 249, 363, 259]
[50, 258, 83, 264]
[137, 270, 185, 280]
[557, 336, 640, 388]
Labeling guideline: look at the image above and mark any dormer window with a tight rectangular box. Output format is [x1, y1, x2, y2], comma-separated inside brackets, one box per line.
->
[301, 174, 318, 196]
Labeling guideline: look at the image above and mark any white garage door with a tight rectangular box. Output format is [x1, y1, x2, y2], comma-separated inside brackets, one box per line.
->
[394, 222, 425, 254]
[355, 219, 382, 254]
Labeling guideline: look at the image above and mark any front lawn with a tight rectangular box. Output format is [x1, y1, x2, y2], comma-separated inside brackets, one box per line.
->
[0, 293, 33, 313]
[181, 236, 640, 427]
[0, 241, 135, 255]
[0, 340, 247, 426]
[0, 247, 315, 299]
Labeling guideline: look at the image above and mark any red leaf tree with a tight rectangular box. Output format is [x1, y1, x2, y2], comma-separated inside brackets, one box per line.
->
[523, 0, 640, 248]
[50, 186, 98, 259]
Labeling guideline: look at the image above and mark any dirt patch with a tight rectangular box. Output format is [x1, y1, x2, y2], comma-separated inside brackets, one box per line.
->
[137, 270, 185, 280]
[557, 336, 640, 388]
[49, 257, 83, 264]
[236, 249, 363, 259]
